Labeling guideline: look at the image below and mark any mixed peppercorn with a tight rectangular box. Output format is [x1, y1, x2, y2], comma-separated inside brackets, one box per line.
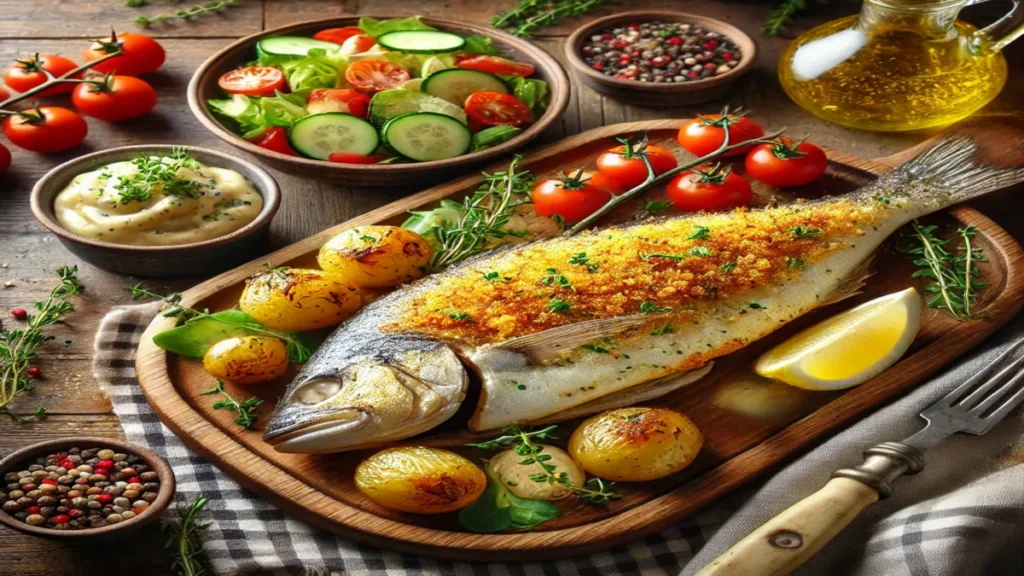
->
[1, 446, 162, 530]
[580, 21, 741, 83]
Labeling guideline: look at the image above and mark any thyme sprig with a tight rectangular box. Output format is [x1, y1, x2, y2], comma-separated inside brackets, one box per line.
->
[0, 267, 84, 422]
[163, 496, 211, 576]
[467, 425, 621, 506]
[764, 0, 807, 35]
[200, 380, 263, 429]
[113, 147, 204, 204]
[492, 0, 603, 37]
[898, 221, 989, 319]
[131, 0, 239, 26]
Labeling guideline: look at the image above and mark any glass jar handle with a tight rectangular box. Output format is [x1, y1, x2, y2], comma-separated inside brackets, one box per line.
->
[969, 0, 1024, 51]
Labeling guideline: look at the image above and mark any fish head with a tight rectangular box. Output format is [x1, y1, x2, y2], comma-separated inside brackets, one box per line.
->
[263, 335, 468, 453]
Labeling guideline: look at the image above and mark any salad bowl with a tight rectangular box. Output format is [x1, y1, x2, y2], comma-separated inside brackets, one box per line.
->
[188, 16, 570, 187]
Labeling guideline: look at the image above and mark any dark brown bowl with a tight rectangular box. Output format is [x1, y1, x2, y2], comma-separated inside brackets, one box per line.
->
[188, 16, 571, 187]
[565, 11, 757, 106]
[0, 437, 175, 539]
[31, 145, 281, 278]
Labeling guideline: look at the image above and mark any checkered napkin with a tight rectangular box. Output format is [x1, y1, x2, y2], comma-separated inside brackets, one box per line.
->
[94, 303, 1024, 576]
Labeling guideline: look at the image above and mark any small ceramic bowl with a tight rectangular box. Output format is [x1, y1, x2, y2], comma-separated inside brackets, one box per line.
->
[0, 437, 175, 539]
[565, 11, 757, 106]
[31, 145, 281, 277]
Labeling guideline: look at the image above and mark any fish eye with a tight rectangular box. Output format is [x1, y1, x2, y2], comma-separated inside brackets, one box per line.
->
[292, 377, 342, 405]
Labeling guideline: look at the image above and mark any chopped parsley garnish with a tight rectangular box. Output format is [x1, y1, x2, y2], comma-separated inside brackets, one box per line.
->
[539, 268, 573, 290]
[359, 234, 378, 242]
[651, 324, 675, 335]
[873, 194, 891, 204]
[569, 252, 599, 273]
[720, 262, 737, 272]
[642, 252, 686, 262]
[640, 301, 673, 314]
[482, 271, 509, 282]
[113, 147, 205, 204]
[447, 311, 475, 322]
[787, 257, 806, 269]
[749, 302, 766, 310]
[582, 344, 610, 354]
[790, 225, 824, 238]
[202, 199, 251, 222]
[688, 225, 711, 240]
[516, 383, 527, 390]
[547, 299, 572, 313]
[689, 246, 711, 257]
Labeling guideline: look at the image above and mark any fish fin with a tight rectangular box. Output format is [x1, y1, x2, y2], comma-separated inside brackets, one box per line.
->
[820, 255, 874, 307]
[491, 315, 652, 364]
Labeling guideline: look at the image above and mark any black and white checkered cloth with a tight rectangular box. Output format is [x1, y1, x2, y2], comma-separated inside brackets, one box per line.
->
[94, 303, 1024, 576]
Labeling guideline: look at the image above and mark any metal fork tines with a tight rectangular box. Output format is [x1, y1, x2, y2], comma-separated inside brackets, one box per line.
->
[905, 337, 1024, 449]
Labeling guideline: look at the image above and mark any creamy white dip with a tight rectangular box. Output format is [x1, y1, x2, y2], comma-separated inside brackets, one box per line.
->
[54, 154, 263, 247]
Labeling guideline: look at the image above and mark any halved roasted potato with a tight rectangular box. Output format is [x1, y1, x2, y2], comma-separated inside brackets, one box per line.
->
[317, 226, 432, 288]
[355, 446, 486, 514]
[239, 267, 361, 332]
[203, 336, 290, 384]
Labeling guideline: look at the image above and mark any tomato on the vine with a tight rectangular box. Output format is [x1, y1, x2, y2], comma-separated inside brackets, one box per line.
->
[457, 56, 535, 77]
[464, 91, 532, 131]
[677, 112, 764, 158]
[218, 66, 286, 97]
[84, 32, 165, 77]
[3, 106, 87, 153]
[4, 54, 79, 97]
[328, 152, 383, 164]
[0, 142, 10, 174]
[72, 75, 157, 122]
[345, 60, 410, 94]
[307, 88, 370, 117]
[533, 170, 615, 223]
[0, 86, 10, 101]
[745, 137, 828, 188]
[248, 127, 297, 156]
[667, 163, 753, 212]
[596, 140, 678, 192]
[313, 27, 364, 45]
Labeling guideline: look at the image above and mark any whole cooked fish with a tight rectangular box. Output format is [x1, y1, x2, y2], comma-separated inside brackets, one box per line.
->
[265, 134, 1024, 453]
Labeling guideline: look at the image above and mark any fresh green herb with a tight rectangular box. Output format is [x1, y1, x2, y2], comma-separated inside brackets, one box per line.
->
[359, 235, 378, 243]
[635, 199, 674, 220]
[787, 257, 806, 269]
[790, 225, 823, 239]
[720, 262, 737, 272]
[689, 246, 711, 257]
[163, 496, 210, 576]
[569, 252, 599, 273]
[651, 324, 675, 336]
[538, 268, 573, 290]
[458, 475, 561, 533]
[33, 407, 47, 421]
[0, 267, 83, 422]
[547, 299, 572, 313]
[200, 380, 263, 430]
[873, 193, 891, 205]
[582, 343, 609, 354]
[640, 301, 673, 314]
[447, 311, 475, 323]
[764, 0, 806, 35]
[642, 252, 686, 262]
[202, 199, 251, 222]
[113, 148, 204, 204]
[482, 271, 510, 283]
[749, 302, 766, 310]
[133, 0, 238, 26]
[898, 221, 989, 319]
[492, 0, 604, 37]
[689, 225, 711, 240]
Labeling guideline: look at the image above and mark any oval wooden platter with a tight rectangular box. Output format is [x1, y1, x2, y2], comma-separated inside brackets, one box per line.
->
[135, 120, 1024, 561]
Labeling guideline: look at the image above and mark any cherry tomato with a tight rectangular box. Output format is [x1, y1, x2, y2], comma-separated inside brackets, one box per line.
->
[72, 75, 157, 122]
[84, 33, 165, 77]
[313, 27, 364, 45]
[667, 164, 752, 212]
[340, 34, 377, 55]
[456, 55, 536, 77]
[596, 141, 678, 192]
[3, 106, 87, 153]
[745, 137, 828, 188]
[0, 142, 10, 174]
[532, 170, 615, 223]
[306, 88, 370, 118]
[328, 152, 383, 164]
[3, 54, 78, 97]
[677, 113, 764, 158]
[248, 126, 297, 156]
[345, 60, 410, 94]
[0, 86, 9, 101]
[218, 66, 285, 97]
[464, 91, 532, 132]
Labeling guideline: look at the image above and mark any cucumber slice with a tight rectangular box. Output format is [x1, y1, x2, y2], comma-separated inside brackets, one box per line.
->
[368, 89, 468, 127]
[381, 112, 471, 162]
[376, 31, 466, 54]
[257, 36, 340, 57]
[288, 113, 379, 160]
[421, 68, 508, 105]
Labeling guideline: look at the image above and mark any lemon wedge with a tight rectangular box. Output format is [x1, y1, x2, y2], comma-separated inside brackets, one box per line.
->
[755, 287, 922, 391]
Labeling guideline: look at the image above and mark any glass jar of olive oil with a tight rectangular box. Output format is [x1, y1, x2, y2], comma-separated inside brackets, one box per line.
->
[778, 0, 1023, 132]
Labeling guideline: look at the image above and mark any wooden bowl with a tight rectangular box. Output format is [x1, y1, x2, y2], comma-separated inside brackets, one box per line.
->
[31, 145, 281, 278]
[0, 437, 175, 539]
[565, 11, 756, 106]
[188, 16, 571, 187]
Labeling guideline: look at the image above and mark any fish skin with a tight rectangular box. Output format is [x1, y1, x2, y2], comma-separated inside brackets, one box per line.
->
[264, 136, 1024, 452]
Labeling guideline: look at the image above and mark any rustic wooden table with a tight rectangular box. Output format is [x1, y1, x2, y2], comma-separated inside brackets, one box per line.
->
[0, 1, 1020, 574]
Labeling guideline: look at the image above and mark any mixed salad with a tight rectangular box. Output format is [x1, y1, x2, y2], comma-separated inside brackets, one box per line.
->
[208, 16, 551, 164]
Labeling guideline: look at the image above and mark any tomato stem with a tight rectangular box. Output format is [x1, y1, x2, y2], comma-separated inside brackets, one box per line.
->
[0, 47, 123, 110]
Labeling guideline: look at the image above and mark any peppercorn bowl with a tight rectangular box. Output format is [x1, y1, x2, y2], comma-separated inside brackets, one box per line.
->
[0, 437, 175, 538]
[565, 11, 757, 106]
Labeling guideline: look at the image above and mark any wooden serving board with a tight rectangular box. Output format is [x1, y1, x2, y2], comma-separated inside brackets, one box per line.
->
[135, 120, 1024, 561]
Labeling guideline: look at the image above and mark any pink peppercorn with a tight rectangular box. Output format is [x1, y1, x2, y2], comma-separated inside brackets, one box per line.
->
[10, 308, 26, 320]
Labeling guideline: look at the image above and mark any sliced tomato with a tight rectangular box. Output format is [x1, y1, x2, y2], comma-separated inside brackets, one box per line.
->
[464, 91, 532, 132]
[306, 88, 370, 118]
[345, 60, 410, 95]
[328, 152, 383, 164]
[248, 127, 297, 156]
[340, 34, 377, 55]
[218, 66, 286, 97]
[457, 55, 535, 77]
[313, 27, 364, 45]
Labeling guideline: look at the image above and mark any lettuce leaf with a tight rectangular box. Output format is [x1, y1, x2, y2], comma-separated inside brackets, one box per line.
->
[358, 16, 436, 37]
[208, 91, 308, 140]
[259, 90, 308, 130]
[209, 94, 265, 137]
[463, 35, 499, 56]
[500, 75, 550, 113]
[282, 50, 341, 91]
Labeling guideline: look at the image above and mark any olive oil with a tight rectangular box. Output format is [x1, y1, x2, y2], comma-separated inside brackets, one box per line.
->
[779, 14, 1008, 132]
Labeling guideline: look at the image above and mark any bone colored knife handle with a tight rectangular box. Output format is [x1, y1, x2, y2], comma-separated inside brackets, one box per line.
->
[696, 442, 926, 576]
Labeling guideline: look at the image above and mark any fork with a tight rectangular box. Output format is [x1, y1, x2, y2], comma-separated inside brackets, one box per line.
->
[697, 337, 1024, 576]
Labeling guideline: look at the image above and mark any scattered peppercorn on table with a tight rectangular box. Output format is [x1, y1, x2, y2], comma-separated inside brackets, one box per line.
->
[0, 0, 1021, 573]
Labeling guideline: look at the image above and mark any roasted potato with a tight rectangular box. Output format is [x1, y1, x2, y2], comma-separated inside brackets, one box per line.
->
[203, 336, 290, 384]
[487, 444, 584, 500]
[355, 446, 486, 514]
[239, 267, 361, 332]
[568, 407, 703, 482]
[317, 226, 432, 288]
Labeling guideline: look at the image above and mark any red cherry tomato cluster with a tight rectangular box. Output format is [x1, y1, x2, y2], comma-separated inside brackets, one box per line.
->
[0, 31, 165, 169]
